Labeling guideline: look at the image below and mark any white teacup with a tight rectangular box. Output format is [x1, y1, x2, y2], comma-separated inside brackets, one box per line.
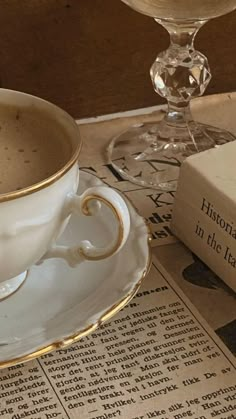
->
[0, 89, 130, 300]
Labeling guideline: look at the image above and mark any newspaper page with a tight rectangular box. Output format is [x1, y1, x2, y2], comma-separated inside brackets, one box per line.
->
[0, 255, 235, 419]
[0, 94, 236, 418]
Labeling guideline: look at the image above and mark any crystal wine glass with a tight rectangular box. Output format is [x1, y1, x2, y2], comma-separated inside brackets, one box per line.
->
[107, 0, 236, 190]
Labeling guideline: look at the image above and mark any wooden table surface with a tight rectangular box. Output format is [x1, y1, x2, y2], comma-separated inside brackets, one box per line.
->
[0, 0, 235, 119]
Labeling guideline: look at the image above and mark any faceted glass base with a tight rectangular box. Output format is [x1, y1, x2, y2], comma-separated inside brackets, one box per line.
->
[107, 121, 235, 190]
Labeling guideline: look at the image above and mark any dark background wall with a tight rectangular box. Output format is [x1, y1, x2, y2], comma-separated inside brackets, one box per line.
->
[0, 0, 235, 118]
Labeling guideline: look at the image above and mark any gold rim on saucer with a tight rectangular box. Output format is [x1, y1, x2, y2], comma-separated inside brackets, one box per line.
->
[0, 233, 151, 369]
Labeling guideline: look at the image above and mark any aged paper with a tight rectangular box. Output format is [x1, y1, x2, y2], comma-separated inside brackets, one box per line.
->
[0, 93, 236, 418]
[0, 256, 235, 419]
[78, 92, 236, 357]
[154, 242, 236, 356]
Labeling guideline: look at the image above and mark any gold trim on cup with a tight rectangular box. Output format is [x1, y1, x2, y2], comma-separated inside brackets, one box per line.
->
[0, 144, 82, 203]
[80, 194, 124, 260]
[0, 90, 82, 203]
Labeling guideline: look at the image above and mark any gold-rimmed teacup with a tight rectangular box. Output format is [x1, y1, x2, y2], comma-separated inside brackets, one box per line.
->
[0, 89, 130, 300]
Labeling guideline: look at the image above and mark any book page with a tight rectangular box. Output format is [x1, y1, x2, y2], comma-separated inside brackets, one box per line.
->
[0, 256, 235, 419]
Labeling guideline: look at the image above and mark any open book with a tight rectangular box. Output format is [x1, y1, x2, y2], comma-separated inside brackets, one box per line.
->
[0, 99, 235, 418]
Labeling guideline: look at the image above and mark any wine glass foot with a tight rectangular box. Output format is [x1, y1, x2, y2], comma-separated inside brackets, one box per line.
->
[107, 121, 236, 190]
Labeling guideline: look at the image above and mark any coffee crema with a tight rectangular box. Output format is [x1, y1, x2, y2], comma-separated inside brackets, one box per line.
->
[0, 104, 73, 194]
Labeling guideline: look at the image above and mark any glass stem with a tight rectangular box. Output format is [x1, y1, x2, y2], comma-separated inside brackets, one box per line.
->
[150, 19, 211, 131]
[164, 102, 192, 128]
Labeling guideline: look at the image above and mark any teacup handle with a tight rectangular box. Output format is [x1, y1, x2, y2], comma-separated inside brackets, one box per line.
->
[43, 186, 130, 267]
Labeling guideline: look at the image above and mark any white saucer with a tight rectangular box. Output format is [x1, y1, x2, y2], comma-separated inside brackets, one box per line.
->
[0, 171, 151, 368]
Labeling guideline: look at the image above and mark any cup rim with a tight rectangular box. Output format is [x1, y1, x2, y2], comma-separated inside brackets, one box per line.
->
[0, 89, 82, 203]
